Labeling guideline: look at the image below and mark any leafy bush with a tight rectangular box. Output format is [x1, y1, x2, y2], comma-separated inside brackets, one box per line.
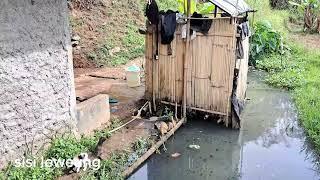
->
[6, 165, 61, 180]
[250, 20, 287, 65]
[45, 135, 96, 160]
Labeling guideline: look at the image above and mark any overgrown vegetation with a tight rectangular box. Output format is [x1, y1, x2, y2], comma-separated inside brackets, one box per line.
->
[79, 138, 152, 180]
[85, 0, 178, 67]
[248, 0, 320, 153]
[85, 0, 146, 67]
[289, 0, 320, 33]
[249, 21, 287, 65]
[0, 118, 152, 180]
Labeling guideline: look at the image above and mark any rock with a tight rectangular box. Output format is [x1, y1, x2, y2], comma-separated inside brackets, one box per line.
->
[109, 47, 121, 56]
[154, 121, 169, 136]
[168, 122, 174, 131]
[72, 41, 79, 47]
[72, 34, 81, 41]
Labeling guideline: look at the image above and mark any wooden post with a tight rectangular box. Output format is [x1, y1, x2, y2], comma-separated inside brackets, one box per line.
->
[152, 25, 157, 112]
[214, 6, 217, 18]
[182, 0, 191, 120]
[123, 119, 185, 177]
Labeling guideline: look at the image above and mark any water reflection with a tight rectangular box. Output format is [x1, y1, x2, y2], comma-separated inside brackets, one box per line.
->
[128, 72, 320, 180]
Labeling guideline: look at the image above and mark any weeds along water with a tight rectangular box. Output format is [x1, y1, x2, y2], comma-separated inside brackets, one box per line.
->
[247, 0, 320, 154]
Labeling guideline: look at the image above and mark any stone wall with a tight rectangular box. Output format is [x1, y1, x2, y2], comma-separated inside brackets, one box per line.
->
[0, 0, 76, 168]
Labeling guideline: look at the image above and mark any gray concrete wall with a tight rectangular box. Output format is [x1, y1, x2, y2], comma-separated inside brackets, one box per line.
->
[0, 0, 76, 168]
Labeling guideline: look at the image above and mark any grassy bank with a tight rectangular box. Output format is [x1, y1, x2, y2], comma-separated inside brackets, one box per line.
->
[0, 118, 151, 180]
[247, 0, 320, 152]
[72, 0, 178, 67]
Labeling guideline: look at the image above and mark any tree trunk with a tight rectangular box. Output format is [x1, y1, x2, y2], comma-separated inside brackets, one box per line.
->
[304, 6, 313, 31]
[317, 16, 320, 33]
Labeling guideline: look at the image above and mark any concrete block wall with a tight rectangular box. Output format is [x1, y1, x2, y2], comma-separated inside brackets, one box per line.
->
[0, 0, 76, 168]
[76, 94, 110, 135]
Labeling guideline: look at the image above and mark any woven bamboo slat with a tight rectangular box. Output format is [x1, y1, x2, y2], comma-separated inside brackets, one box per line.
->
[145, 18, 247, 126]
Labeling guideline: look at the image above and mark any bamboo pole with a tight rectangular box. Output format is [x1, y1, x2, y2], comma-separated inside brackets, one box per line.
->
[161, 101, 227, 116]
[182, 0, 191, 120]
[152, 25, 157, 112]
[123, 118, 185, 178]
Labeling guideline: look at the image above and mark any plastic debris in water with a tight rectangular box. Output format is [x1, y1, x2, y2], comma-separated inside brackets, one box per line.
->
[188, 144, 200, 150]
[171, 152, 181, 158]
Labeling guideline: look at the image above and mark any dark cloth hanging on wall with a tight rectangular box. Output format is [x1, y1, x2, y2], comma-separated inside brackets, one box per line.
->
[159, 10, 177, 45]
[231, 69, 244, 126]
[145, 0, 160, 59]
[190, 12, 213, 34]
[236, 21, 251, 59]
[236, 25, 244, 59]
[145, 0, 159, 25]
[242, 22, 250, 37]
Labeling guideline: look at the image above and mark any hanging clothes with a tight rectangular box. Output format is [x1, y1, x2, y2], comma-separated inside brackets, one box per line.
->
[190, 12, 213, 34]
[145, 0, 160, 60]
[236, 21, 251, 59]
[242, 21, 251, 37]
[231, 69, 244, 126]
[236, 25, 244, 59]
[146, 0, 159, 25]
[160, 10, 177, 45]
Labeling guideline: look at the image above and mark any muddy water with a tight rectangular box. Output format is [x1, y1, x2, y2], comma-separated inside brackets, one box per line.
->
[128, 72, 320, 180]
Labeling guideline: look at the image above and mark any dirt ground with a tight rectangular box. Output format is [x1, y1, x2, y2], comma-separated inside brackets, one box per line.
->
[69, 0, 111, 68]
[60, 57, 150, 179]
[69, 0, 144, 68]
[96, 119, 155, 159]
[290, 33, 320, 50]
[74, 57, 145, 119]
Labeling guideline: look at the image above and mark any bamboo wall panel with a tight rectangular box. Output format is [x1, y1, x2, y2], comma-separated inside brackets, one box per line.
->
[145, 18, 240, 116]
[236, 37, 249, 101]
[145, 26, 154, 99]
[175, 36, 184, 103]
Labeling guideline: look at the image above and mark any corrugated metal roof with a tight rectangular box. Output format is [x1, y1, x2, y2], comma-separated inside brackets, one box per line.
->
[210, 0, 252, 16]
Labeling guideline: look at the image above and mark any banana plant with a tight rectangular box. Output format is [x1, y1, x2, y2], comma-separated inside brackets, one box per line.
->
[289, 0, 320, 32]
[177, 0, 215, 15]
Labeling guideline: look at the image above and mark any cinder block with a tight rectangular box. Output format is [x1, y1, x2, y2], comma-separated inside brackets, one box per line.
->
[76, 94, 110, 135]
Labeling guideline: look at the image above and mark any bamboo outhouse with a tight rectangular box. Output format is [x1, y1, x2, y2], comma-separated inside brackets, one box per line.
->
[144, 0, 252, 128]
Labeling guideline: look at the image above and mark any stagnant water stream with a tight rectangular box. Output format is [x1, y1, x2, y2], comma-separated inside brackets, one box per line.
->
[128, 72, 320, 180]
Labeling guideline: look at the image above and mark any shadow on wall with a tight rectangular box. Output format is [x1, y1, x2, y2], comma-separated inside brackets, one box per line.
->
[0, 0, 76, 169]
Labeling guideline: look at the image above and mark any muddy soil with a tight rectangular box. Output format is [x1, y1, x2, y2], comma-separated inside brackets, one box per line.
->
[128, 71, 320, 180]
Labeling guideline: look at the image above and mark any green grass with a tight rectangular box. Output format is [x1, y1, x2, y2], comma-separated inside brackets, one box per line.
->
[86, 0, 177, 67]
[80, 137, 152, 180]
[247, 0, 289, 35]
[247, 0, 320, 153]
[86, 0, 145, 67]
[89, 21, 145, 67]
[0, 118, 151, 180]
[156, 0, 179, 11]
